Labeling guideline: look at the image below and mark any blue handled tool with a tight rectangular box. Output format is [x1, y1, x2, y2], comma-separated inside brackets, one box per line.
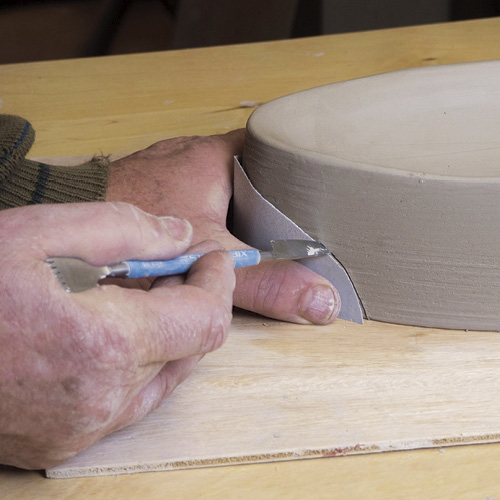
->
[125, 248, 262, 278]
[46, 239, 330, 293]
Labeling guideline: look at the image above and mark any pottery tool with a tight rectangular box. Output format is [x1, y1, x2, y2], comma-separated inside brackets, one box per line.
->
[232, 157, 364, 324]
[46, 239, 329, 293]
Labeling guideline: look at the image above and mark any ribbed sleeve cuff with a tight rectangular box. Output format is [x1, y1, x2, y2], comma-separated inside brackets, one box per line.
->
[0, 114, 110, 209]
[0, 157, 110, 209]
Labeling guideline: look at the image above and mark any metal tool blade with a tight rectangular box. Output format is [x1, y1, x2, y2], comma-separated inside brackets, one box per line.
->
[269, 239, 330, 260]
[46, 257, 112, 293]
[232, 157, 364, 324]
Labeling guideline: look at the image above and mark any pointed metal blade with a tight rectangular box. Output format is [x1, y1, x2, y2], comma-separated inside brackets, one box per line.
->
[269, 239, 330, 260]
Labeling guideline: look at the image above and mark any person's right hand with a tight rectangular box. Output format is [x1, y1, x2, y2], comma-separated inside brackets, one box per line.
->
[0, 201, 235, 470]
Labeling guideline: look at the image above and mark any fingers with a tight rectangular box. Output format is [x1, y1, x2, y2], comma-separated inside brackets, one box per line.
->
[150, 249, 235, 358]
[149, 239, 227, 289]
[86, 243, 235, 437]
[8, 202, 193, 265]
[233, 259, 341, 325]
[197, 232, 341, 326]
[0, 204, 235, 468]
[89, 246, 235, 363]
[26, 201, 235, 373]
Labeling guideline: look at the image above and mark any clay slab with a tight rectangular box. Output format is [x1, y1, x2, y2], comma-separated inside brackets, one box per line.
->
[244, 60, 500, 330]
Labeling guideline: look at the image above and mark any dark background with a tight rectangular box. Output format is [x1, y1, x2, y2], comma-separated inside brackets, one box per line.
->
[0, 0, 499, 64]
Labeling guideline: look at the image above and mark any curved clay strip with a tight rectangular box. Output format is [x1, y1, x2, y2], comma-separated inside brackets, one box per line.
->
[232, 157, 364, 324]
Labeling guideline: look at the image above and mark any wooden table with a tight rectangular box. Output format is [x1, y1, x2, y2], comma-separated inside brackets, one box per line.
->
[2, 17, 500, 499]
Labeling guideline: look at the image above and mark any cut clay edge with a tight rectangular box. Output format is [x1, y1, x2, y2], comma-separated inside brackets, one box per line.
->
[232, 156, 364, 324]
[245, 59, 500, 184]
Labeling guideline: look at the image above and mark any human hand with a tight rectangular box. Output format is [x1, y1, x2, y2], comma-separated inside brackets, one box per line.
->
[106, 130, 341, 324]
[0, 202, 235, 469]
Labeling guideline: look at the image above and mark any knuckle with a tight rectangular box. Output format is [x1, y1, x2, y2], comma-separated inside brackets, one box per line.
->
[253, 267, 290, 314]
[201, 299, 233, 353]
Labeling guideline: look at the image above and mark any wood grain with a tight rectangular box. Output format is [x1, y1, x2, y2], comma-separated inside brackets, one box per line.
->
[2, 19, 500, 160]
[48, 310, 500, 477]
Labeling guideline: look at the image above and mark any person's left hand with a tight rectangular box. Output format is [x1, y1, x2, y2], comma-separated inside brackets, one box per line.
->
[106, 129, 340, 325]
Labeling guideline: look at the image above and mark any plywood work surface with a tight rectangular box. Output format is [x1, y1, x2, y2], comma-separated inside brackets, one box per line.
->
[48, 310, 500, 477]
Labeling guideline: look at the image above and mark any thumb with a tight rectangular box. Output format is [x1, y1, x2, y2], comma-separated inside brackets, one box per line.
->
[9, 201, 193, 265]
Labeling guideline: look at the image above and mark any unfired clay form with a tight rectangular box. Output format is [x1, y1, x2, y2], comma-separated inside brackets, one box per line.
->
[243, 61, 500, 330]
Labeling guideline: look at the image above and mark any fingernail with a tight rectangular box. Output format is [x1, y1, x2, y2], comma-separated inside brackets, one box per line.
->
[299, 285, 341, 325]
[159, 216, 192, 241]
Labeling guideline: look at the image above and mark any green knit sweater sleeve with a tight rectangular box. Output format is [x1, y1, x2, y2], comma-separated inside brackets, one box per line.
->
[0, 115, 110, 210]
